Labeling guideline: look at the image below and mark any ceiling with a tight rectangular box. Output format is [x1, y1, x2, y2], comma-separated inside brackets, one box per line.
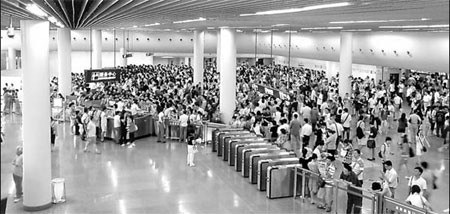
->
[1, 0, 449, 32]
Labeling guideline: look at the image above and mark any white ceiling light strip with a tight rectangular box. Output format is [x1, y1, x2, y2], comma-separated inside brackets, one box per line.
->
[341, 29, 372, 32]
[26, 4, 47, 17]
[173, 17, 206, 24]
[145, 23, 161, 27]
[379, 24, 449, 29]
[240, 2, 351, 16]
[301, 26, 343, 30]
[330, 18, 430, 24]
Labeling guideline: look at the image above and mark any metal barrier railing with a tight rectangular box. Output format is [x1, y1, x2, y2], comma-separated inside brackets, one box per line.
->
[293, 166, 439, 214]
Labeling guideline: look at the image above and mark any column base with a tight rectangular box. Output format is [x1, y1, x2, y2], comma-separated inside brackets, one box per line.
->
[23, 202, 52, 211]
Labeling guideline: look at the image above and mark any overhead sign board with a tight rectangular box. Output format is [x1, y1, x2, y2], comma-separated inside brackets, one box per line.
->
[84, 68, 121, 83]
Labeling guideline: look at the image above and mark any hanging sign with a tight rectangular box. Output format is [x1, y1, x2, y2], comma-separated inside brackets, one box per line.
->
[84, 68, 121, 83]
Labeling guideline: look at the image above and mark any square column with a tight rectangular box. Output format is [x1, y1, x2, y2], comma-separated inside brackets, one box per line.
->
[338, 32, 353, 98]
[193, 30, 204, 86]
[92, 29, 102, 69]
[20, 20, 52, 211]
[219, 28, 237, 124]
[7, 47, 16, 69]
[57, 28, 72, 97]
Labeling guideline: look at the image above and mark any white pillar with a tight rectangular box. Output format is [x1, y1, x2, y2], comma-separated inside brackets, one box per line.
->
[193, 30, 204, 86]
[219, 28, 237, 124]
[20, 20, 52, 211]
[184, 57, 190, 66]
[148, 55, 154, 65]
[216, 31, 221, 72]
[92, 29, 102, 69]
[7, 47, 16, 69]
[338, 32, 353, 98]
[57, 28, 72, 97]
[120, 47, 127, 67]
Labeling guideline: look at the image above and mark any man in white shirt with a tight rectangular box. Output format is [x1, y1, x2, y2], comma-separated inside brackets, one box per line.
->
[382, 161, 398, 198]
[351, 149, 364, 185]
[113, 111, 121, 144]
[130, 100, 141, 116]
[301, 118, 313, 147]
[408, 167, 428, 196]
[341, 108, 352, 140]
[157, 110, 166, 143]
[179, 110, 189, 143]
[301, 104, 312, 122]
[116, 100, 125, 112]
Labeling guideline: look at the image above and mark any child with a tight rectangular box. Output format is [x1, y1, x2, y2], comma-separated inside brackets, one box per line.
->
[186, 136, 197, 167]
[12, 146, 23, 203]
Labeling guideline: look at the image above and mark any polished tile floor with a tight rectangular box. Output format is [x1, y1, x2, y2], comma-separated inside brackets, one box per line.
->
[1, 114, 449, 214]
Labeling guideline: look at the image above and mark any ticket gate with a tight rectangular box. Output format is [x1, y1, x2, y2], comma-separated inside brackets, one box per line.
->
[229, 140, 267, 166]
[241, 147, 282, 177]
[266, 164, 302, 199]
[211, 129, 244, 152]
[257, 158, 300, 191]
[222, 136, 260, 161]
[249, 152, 296, 184]
[217, 131, 251, 156]
[235, 143, 273, 172]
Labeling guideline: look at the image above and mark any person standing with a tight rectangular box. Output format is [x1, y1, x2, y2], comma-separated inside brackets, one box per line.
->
[11, 146, 23, 203]
[179, 110, 189, 143]
[340, 164, 362, 214]
[157, 109, 166, 143]
[290, 113, 302, 156]
[113, 111, 121, 144]
[351, 149, 365, 185]
[126, 115, 137, 148]
[407, 167, 428, 197]
[408, 110, 422, 144]
[84, 116, 101, 154]
[186, 136, 197, 167]
[307, 154, 320, 205]
[317, 156, 336, 212]
[381, 160, 398, 198]
[341, 108, 352, 140]
[405, 185, 433, 211]
[301, 118, 313, 148]
[100, 106, 107, 142]
[367, 123, 378, 161]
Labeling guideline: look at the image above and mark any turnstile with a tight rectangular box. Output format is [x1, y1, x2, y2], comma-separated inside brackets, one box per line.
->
[235, 143, 273, 172]
[217, 131, 251, 156]
[242, 148, 282, 178]
[257, 158, 300, 191]
[266, 164, 301, 199]
[229, 140, 267, 166]
[212, 128, 243, 152]
[249, 152, 296, 184]
[224, 137, 264, 162]
[222, 136, 259, 161]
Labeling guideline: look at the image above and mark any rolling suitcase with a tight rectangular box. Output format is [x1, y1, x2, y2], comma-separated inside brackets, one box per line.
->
[217, 132, 250, 157]
[242, 148, 282, 177]
[223, 136, 260, 161]
[212, 128, 243, 152]
[266, 164, 301, 199]
[235, 143, 272, 172]
[257, 158, 300, 191]
[229, 139, 267, 166]
[249, 152, 296, 184]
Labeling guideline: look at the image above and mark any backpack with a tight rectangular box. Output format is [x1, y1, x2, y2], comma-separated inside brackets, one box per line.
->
[436, 111, 445, 123]
[356, 122, 365, 139]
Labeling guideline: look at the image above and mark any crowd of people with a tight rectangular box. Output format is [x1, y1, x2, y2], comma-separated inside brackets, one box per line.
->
[6, 62, 447, 211]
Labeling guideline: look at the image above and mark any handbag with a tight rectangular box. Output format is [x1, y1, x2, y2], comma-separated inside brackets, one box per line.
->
[367, 139, 376, 148]
[317, 176, 326, 188]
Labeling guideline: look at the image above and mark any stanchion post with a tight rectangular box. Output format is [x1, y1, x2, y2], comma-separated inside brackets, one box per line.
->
[301, 170, 306, 202]
[371, 195, 377, 214]
[293, 166, 298, 199]
[334, 181, 339, 214]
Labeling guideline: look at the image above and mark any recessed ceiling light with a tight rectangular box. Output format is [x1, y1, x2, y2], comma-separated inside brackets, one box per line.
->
[241, 2, 351, 16]
[173, 17, 206, 24]
[379, 24, 449, 29]
[330, 18, 431, 24]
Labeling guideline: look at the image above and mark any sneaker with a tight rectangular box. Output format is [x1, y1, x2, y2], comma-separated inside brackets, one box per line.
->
[317, 205, 325, 209]
[126, 142, 131, 145]
[121, 144, 125, 147]
[190, 163, 195, 167]
[13, 197, 21, 203]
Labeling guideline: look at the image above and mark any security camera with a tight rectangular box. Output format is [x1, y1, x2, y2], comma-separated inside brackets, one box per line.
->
[7, 27, 14, 38]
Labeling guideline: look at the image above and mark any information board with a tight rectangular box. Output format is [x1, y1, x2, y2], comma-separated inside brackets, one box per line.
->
[84, 68, 121, 83]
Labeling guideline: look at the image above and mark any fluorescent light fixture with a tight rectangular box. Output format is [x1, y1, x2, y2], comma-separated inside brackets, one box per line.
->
[145, 23, 160, 27]
[236, 29, 243, 33]
[342, 29, 372, 32]
[26, 4, 47, 17]
[330, 18, 431, 24]
[241, 2, 351, 16]
[48, 16, 57, 23]
[133, 25, 138, 28]
[301, 26, 343, 30]
[285, 30, 298, 33]
[164, 29, 171, 31]
[260, 30, 271, 33]
[272, 24, 289, 27]
[173, 17, 206, 24]
[379, 24, 449, 29]
[207, 27, 215, 30]
[402, 28, 421, 31]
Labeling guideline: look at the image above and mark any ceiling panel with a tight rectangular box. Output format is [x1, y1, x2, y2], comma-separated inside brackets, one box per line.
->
[1, 0, 448, 32]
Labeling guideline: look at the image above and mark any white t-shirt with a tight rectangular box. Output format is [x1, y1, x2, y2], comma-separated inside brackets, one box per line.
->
[405, 193, 428, 209]
[179, 114, 189, 127]
[341, 112, 351, 128]
[408, 176, 427, 193]
[113, 115, 121, 128]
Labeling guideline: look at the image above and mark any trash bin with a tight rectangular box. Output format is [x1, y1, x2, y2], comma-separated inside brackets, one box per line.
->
[51, 178, 66, 203]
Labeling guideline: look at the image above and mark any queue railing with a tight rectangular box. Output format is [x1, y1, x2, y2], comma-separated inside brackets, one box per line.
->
[293, 166, 438, 214]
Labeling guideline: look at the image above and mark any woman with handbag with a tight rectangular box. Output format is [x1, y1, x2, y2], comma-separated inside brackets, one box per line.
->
[405, 185, 433, 212]
[416, 129, 430, 164]
[367, 123, 378, 161]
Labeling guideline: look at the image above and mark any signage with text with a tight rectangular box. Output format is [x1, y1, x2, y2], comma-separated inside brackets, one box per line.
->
[84, 69, 121, 83]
